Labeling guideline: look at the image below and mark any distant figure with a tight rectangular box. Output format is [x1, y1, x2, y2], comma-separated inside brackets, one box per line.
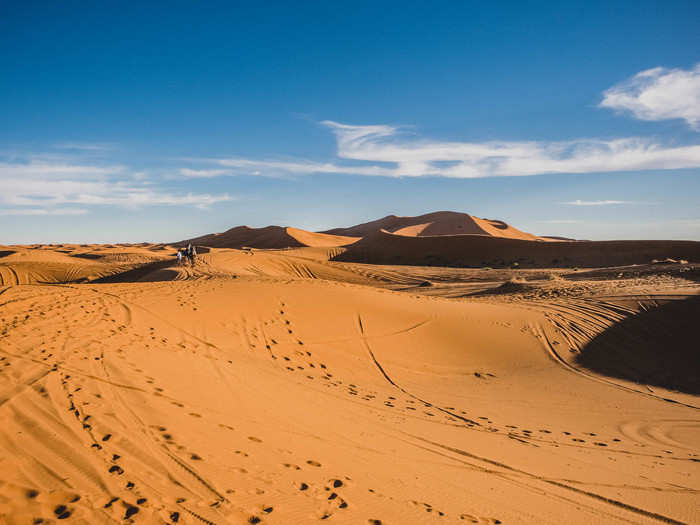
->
[191, 245, 197, 265]
[177, 250, 183, 266]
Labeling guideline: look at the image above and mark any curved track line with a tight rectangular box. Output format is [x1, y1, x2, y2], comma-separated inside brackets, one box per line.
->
[535, 323, 698, 410]
[357, 314, 480, 427]
[409, 435, 687, 525]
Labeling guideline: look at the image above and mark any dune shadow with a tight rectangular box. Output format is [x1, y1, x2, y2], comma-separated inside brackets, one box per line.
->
[92, 260, 180, 283]
[576, 295, 700, 395]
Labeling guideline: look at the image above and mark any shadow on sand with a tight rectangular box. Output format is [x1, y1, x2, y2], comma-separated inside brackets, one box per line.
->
[92, 260, 182, 283]
[576, 295, 700, 395]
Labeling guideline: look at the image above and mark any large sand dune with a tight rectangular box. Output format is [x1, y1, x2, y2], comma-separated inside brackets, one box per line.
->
[323, 211, 544, 240]
[1, 241, 699, 524]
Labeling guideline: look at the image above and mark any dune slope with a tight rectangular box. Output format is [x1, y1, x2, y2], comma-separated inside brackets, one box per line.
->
[323, 211, 544, 240]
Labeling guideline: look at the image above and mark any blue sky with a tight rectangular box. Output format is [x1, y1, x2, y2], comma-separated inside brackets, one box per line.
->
[1, 1, 699, 243]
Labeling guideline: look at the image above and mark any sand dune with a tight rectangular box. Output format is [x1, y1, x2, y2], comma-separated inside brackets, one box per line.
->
[0, 245, 172, 286]
[180, 226, 358, 250]
[1, 240, 699, 524]
[323, 211, 545, 240]
[335, 229, 700, 268]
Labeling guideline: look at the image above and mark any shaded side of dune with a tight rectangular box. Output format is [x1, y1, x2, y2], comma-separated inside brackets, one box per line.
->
[91, 260, 179, 283]
[333, 231, 700, 268]
[576, 295, 700, 395]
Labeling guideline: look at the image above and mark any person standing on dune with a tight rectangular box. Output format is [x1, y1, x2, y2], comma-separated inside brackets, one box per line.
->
[190, 245, 197, 266]
[176, 249, 182, 266]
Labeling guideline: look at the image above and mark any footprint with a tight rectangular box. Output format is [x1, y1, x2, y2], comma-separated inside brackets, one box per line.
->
[54, 505, 71, 520]
[306, 460, 321, 467]
[104, 497, 119, 508]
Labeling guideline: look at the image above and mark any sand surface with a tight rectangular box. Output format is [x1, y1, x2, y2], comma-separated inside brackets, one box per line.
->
[0, 244, 698, 524]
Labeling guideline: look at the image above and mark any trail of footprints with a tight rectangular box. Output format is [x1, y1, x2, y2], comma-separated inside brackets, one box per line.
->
[240, 301, 635, 454]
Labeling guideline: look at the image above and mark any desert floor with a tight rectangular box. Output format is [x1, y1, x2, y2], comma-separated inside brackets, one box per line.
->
[0, 245, 698, 524]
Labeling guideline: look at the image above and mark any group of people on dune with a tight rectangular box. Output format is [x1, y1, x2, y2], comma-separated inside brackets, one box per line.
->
[177, 244, 197, 266]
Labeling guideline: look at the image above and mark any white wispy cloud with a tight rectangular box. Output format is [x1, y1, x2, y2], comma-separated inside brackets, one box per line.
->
[186, 119, 700, 179]
[180, 168, 232, 178]
[600, 63, 700, 129]
[0, 159, 232, 213]
[563, 200, 629, 206]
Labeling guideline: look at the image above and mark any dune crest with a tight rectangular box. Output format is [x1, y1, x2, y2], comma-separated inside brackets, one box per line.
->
[180, 225, 358, 249]
[324, 210, 546, 240]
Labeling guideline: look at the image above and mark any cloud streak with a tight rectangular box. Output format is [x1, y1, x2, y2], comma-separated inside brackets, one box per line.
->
[188, 120, 700, 179]
[600, 63, 700, 129]
[563, 200, 629, 206]
[0, 159, 232, 214]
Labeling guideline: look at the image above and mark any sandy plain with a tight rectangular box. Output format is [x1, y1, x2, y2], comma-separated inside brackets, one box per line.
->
[0, 218, 698, 525]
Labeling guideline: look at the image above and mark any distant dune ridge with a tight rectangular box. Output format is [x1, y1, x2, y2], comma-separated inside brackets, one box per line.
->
[179, 211, 545, 250]
[177, 211, 700, 268]
[179, 225, 359, 249]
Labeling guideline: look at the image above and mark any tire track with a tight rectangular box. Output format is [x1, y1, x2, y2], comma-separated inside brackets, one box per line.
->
[535, 322, 698, 410]
[357, 314, 480, 427]
[407, 434, 688, 525]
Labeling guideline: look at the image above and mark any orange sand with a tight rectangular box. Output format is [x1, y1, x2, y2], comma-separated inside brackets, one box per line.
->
[0, 235, 698, 525]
